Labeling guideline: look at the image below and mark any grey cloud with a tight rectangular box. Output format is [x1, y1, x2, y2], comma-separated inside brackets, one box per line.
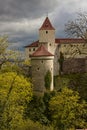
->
[0, 0, 87, 50]
[0, 0, 58, 21]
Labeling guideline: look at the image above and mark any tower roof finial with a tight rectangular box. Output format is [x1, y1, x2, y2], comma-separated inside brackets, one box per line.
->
[46, 12, 48, 17]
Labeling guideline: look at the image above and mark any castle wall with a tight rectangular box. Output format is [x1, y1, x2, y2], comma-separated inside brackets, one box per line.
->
[59, 43, 87, 58]
[25, 47, 38, 59]
[31, 56, 54, 93]
[53, 45, 60, 76]
[63, 58, 87, 74]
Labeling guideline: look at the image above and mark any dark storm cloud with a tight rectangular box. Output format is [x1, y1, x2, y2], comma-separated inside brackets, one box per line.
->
[0, 0, 87, 50]
[0, 0, 58, 21]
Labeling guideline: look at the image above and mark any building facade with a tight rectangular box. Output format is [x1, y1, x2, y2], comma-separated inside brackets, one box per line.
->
[25, 17, 87, 93]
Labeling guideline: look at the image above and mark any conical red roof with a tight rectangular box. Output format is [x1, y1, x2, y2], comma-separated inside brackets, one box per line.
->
[31, 45, 54, 57]
[39, 17, 55, 30]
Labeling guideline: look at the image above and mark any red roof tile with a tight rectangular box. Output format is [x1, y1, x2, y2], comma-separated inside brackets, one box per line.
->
[31, 45, 54, 57]
[25, 38, 86, 48]
[39, 17, 55, 30]
[55, 38, 85, 43]
[25, 41, 39, 47]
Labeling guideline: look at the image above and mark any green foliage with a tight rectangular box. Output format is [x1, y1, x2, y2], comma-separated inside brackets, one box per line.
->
[54, 73, 87, 101]
[58, 51, 64, 75]
[49, 87, 87, 130]
[68, 73, 87, 101]
[44, 70, 52, 90]
[25, 95, 49, 125]
[16, 119, 54, 130]
[54, 75, 69, 90]
[0, 72, 32, 130]
[43, 91, 57, 123]
[0, 35, 8, 54]
[0, 35, 9, 69]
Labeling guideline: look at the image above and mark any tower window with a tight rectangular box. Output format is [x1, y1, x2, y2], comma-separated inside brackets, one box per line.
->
[37, 67, 40, 70]
[70, 45, 73, 47]
[46, 31, 48, 34]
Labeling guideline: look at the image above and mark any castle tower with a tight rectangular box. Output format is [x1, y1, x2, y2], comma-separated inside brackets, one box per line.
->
[31, 45, 54, 94]
[39, 17, 55, 44]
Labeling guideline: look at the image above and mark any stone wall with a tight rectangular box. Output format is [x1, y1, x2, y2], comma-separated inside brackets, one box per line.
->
[31, 56, 54, 93]
[39, 30, 55, 43]
[63, 58, 87, 74]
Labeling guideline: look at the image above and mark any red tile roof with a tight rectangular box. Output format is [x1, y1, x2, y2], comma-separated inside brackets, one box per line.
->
[31, 45, 54, 57]
[25, 40, 39, 47]
[25, 38, 85, 48]
[39, 17, 55, 30]
[55, 38, 85, 43]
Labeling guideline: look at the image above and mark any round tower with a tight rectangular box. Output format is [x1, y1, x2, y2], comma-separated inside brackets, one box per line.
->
[31, 45, 54, 94]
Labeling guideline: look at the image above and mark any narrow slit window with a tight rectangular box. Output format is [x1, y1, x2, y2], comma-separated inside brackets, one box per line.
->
[46, 31, 48, 34]
[37, 68, 40, 70]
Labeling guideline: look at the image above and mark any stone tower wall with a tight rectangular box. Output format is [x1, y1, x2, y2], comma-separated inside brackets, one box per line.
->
[31, 56, 54, 93]
[39, 30, 55, 43]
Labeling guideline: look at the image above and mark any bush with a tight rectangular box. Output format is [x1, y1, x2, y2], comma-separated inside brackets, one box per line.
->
[17, 119, 54, 130]
[44, 70, 52, 90]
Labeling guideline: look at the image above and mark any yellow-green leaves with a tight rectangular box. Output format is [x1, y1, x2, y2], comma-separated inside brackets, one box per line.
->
[49, 87, 87, 129]
[0, 72, 33, 129]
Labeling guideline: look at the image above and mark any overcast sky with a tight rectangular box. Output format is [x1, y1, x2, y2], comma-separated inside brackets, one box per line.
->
[0, 0, 87, 50]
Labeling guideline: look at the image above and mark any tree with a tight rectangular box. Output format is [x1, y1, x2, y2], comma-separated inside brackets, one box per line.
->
[0, 72, 32, 130]
[16, 119, 54, 130]
[25, 95, 49, 125]
[59, 12, 87, 74]
[65, 12, 87, 39]
[0, 35, 9, 69]
[49, 87, 87, 130]
[58, 51, 64, 75]
[44, 70, 52, 90]
[68, 73, 87, 101]
[65, 12, 87, 55]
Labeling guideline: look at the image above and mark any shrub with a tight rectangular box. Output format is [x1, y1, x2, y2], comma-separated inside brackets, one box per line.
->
[44, 70, 52, 90]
